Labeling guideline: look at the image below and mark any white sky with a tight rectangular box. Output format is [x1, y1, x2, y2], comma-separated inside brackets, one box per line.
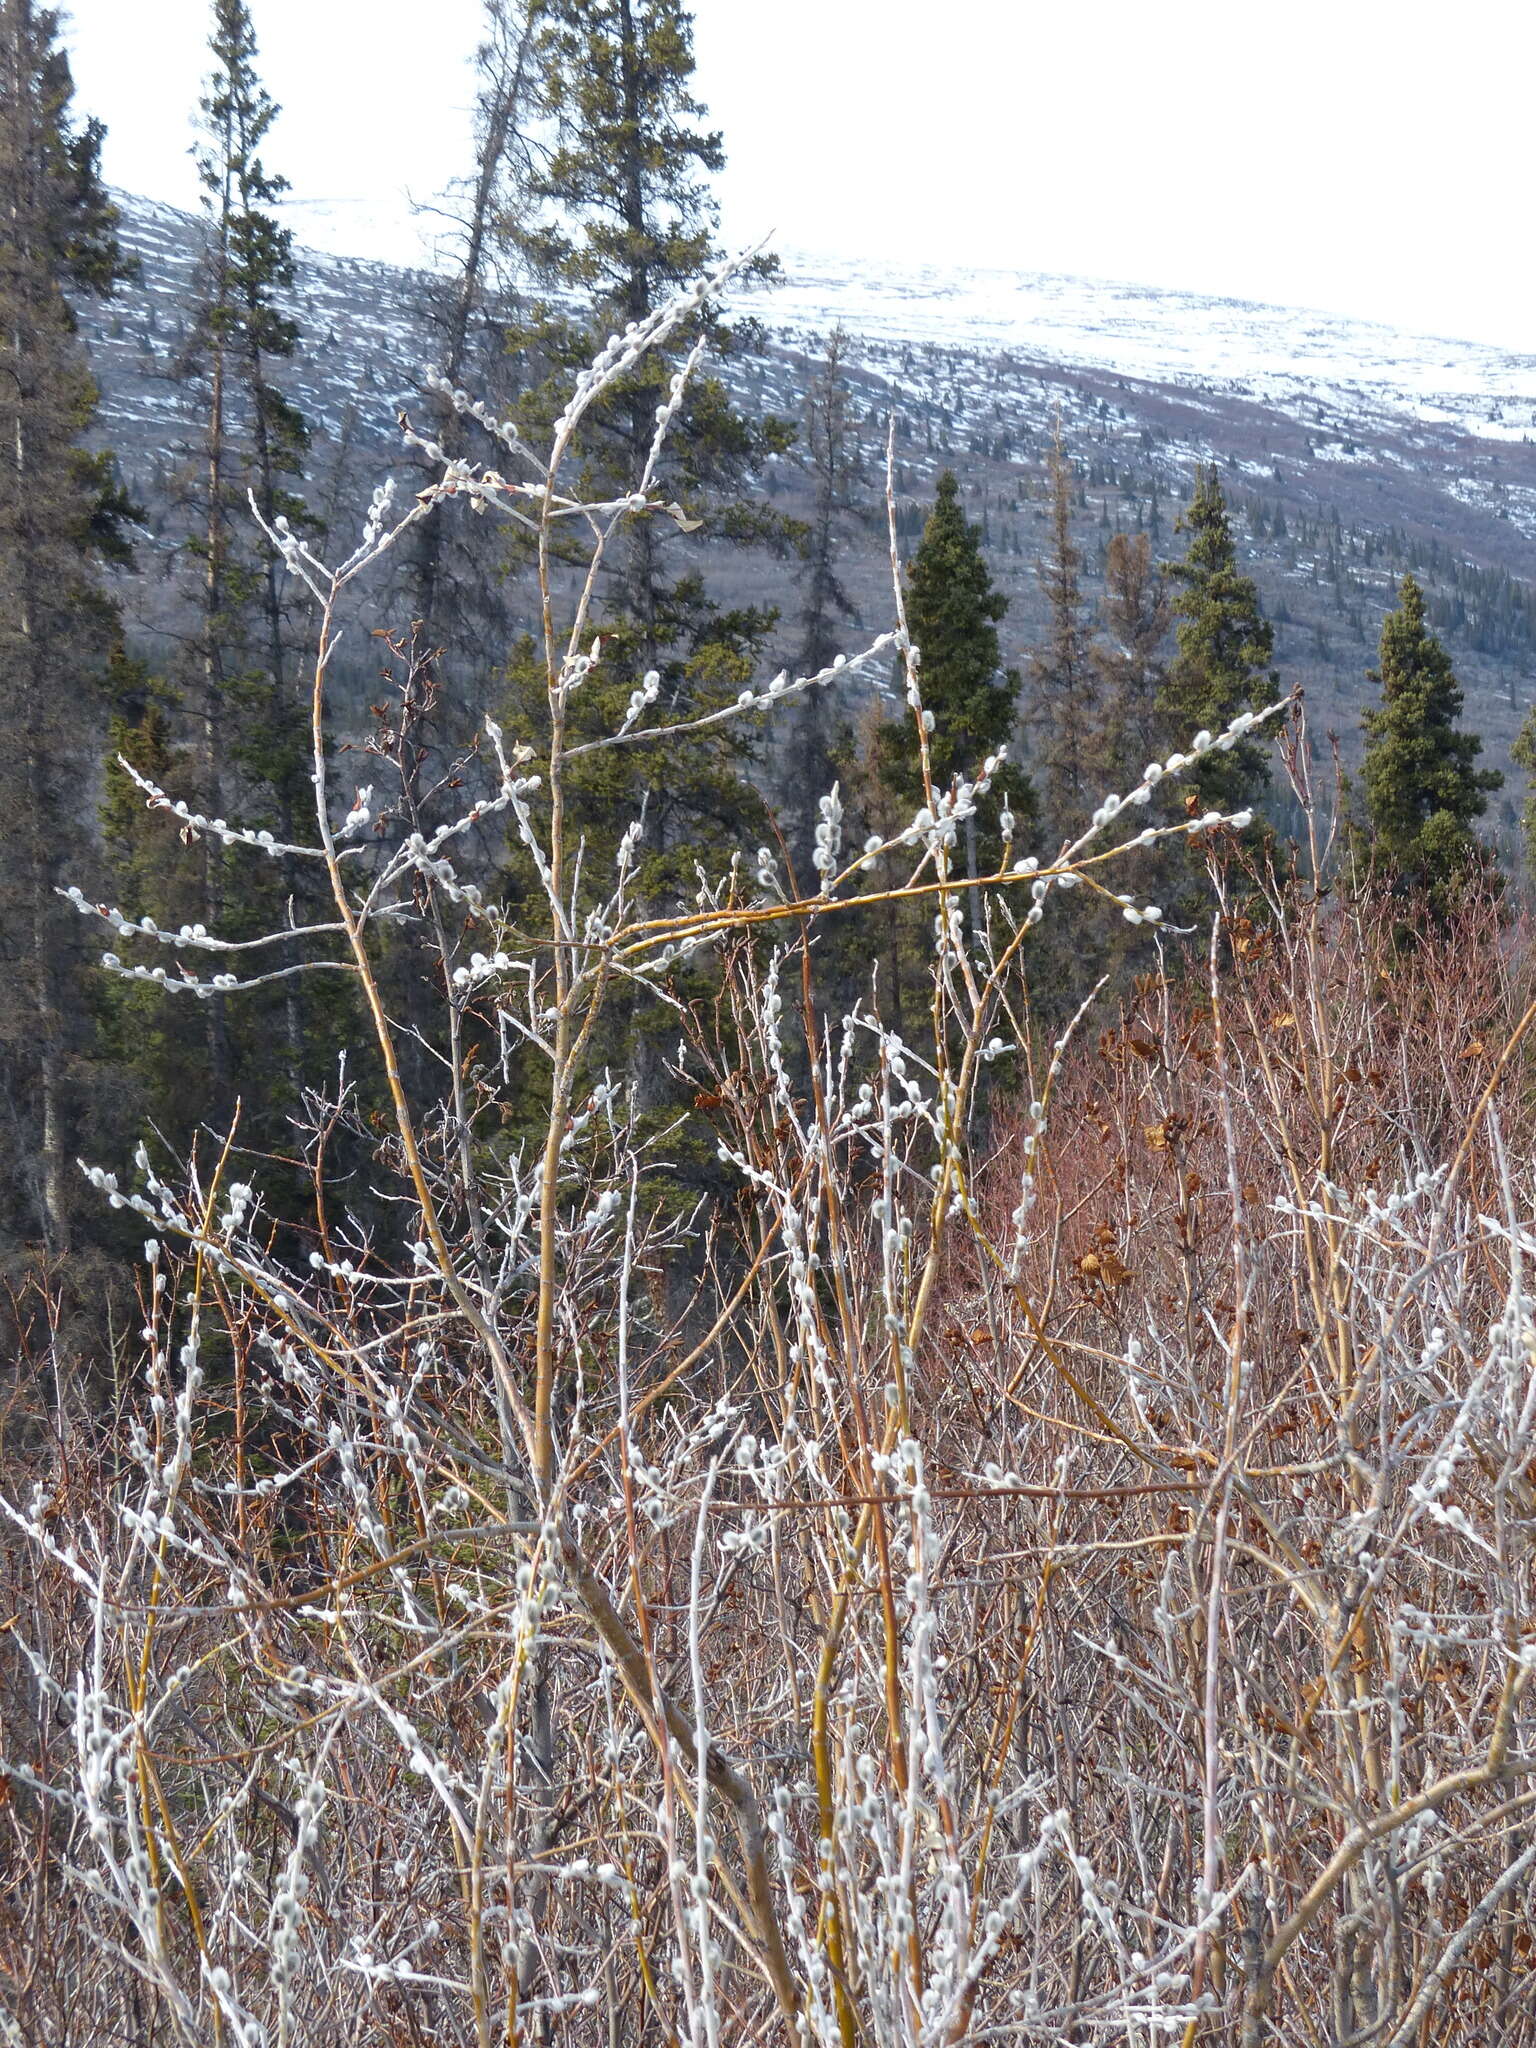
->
[60, 0, 1536, 349]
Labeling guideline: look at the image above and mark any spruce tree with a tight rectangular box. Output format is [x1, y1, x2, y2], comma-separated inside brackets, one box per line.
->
[171, 0, 314, 1114]
[846, 471, 1018, 1032]
[1029, 427, 1100, 835]
[193, 0, 309, 770]
[1159, 463, 1277, 807]
[876, 471, 1023, 833]
[1360, 573, 1499, 906]
[0, 0, 132, 1250]
[510, 0, 793, 629]
[501, 0, 794, 901]
[489, 0, 802, 1193]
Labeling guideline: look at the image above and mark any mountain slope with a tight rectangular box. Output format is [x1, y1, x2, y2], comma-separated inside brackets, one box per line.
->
[82, 193, 1536, 848]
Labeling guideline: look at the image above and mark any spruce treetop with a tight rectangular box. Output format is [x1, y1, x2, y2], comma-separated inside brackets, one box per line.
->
[1160, 463, 1276, 806]
[1361, 571, 1499, 904]
[521, 0, 723, 318]
[196, 0, 299, 365]
[881, 469, 1019, 809]
[499, 0, 792, 933]
[0, 1, 129, 307]
[505, 0, 792, 623]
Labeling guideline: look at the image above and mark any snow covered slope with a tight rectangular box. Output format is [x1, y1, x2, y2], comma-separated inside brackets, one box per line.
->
[79, 193, 1536, 831]
[753, 249, 1536, 447]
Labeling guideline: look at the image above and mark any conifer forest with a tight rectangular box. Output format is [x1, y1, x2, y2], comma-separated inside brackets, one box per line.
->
[5, 2, 1536, 2042]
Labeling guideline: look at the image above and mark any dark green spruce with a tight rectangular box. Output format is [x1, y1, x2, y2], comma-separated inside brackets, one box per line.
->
[1360, 572, 1499, 907]
[1160, 463, 1277, 808]
[0, 0, 133, 1253]
[855, 470, 1026, 1031]
[877, 470, 1021, 822]
[501, 0, 794, 903]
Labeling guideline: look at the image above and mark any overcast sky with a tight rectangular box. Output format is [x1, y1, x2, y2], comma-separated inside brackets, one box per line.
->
[60, 0, 1536, 348]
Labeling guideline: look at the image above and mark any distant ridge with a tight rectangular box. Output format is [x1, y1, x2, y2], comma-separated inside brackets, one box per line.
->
[76, 192, 1536, 841]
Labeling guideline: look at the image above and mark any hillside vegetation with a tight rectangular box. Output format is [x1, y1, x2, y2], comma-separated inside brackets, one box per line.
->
[3, 4, 1535, 2044]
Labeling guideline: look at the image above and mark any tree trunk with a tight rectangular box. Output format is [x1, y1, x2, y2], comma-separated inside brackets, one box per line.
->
[202, 170, 232, 1105]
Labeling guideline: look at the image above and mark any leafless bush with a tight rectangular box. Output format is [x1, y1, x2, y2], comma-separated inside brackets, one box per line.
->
[3, 268, 1533, 2048]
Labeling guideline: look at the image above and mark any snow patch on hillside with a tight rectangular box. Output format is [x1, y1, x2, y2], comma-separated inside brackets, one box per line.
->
[743, 249, 1536, 444]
